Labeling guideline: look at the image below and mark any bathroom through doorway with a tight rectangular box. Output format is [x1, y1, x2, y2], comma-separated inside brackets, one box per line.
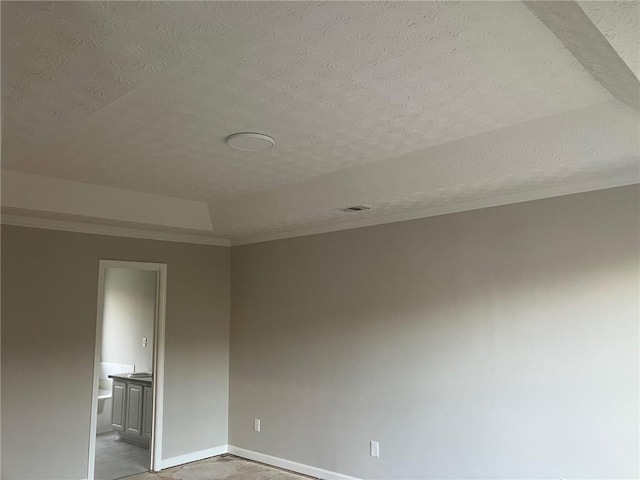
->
[88, 260, 167, 480]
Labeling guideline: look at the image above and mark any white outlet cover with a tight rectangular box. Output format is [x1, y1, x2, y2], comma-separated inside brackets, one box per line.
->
[370, 441, 380, 458]
[254, 419, 261, 432]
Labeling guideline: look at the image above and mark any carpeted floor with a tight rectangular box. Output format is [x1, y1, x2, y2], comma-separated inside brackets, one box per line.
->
[128, 455, 313, 480]
[95, 431, 150, 480]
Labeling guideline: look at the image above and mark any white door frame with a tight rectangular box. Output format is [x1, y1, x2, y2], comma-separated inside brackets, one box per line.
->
[88, 260, 168, 480]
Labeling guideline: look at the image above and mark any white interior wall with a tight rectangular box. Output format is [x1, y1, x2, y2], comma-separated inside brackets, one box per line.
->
[229, 185, 640, 479]
[1, 231, 230, 479]
[1, 186, 637, 480]
[101, 268, 157, 373]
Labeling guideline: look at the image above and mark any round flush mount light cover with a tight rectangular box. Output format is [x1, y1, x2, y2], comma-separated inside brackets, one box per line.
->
[226, 132, 275, 152]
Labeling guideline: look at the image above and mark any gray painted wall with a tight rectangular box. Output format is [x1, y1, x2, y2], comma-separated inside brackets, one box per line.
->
[102, 268, 157, 373]
[1, 186, 637, 480]
[1, 228, 230, 480]
[229, 186, 639, 479]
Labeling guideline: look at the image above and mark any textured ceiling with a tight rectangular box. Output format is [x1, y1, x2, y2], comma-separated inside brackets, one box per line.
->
[578, 0, 640, 79]
[1, 1, 270, 163]
[1, 1, 639, 242]
[2, 0, 613, 200]
[211, 100, 639, 241]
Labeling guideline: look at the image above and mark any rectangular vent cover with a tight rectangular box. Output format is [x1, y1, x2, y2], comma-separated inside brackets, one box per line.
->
[340, 205, 371, 213]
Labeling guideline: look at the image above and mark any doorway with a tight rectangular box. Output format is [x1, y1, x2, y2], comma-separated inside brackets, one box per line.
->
[88, 261, 167, 480]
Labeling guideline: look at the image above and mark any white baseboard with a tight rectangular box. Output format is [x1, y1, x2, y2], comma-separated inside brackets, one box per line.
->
[227, 445, 361, 480]
[156, 444, 228, 470]
[154, 444, 360, 479]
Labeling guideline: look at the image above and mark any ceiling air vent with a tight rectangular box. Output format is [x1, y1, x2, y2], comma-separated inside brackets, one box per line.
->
[340, 205, 371, 213]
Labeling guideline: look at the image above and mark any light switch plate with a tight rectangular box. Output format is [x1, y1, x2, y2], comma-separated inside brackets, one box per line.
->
[254, 418, 261, 432]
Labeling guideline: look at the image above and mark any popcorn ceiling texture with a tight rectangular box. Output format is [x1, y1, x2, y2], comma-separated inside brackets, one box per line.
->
[1, 1, 638, 242]
[209, 100, 639, 240]
[524, 0, 639, 111]
[1, 1, 270, 162]
[578, 1, 640, 79]
[3, 1, 610, 200]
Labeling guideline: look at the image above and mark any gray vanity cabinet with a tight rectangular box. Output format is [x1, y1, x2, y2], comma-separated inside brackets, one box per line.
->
[142, 386, 153, 439]
[109, 375, 152, 447]
[111, 381, 126, 431]
[125, 383, 143, 435]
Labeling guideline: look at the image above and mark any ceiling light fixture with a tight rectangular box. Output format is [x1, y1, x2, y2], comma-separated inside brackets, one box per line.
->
[226, 132, 275, 152]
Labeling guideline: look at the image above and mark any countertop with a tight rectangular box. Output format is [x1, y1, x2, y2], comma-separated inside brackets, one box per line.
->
[108, 373, 153, 385]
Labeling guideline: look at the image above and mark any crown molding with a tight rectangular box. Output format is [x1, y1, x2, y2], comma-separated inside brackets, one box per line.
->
[230, 174, 639, 246]
[1, 214, 231, 247]
[3, 174, 637, 248]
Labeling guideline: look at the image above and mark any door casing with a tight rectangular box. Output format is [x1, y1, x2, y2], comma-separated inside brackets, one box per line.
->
[88, 260, 168, 479]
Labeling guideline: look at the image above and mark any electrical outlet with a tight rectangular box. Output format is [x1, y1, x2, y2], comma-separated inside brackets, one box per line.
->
[254, 418, 261, 432]
[142, 337, 147, 348]
[370, 441, 379, 457]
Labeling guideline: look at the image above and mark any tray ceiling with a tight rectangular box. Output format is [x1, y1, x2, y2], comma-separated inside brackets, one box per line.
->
[2, 1, 639, 243]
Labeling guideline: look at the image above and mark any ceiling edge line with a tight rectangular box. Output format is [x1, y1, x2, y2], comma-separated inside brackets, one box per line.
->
[0, 214, 231, 247]
[229, 173, 639, 246]
[523, 0, 639, 111]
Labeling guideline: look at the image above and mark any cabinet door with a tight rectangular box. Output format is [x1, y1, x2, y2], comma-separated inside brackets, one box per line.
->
[111, 381, 126, 431]
[142, 386, 153, 439]
[125, 383, 143, 436]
